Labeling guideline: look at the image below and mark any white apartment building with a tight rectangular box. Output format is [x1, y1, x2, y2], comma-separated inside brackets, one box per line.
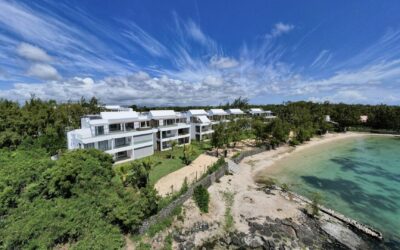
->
[148, 110, 191, 151]
[226, 108, 245, 119]
[249, 108, 276, 119]
[67, 111, 156, 163]
[67, 106, 275, 163]
[187, 109, 214, 141]
[207, 109, 229, 123]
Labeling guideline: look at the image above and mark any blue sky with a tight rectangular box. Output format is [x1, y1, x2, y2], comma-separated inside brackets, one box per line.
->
[1, 0, 400, 106]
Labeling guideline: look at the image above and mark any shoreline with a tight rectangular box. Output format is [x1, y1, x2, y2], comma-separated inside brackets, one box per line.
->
[141, 132, 394, 249]
[251, 131, 396, 177]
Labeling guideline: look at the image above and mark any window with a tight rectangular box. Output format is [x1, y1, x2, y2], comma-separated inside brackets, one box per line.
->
[109, 124, 121, 132]
[95, 126, 104, 136]
[84, 143, 95, 149]
[98, 140, 109, 151]
[115, 137, 129, 148]
[165, 119, 175, 126]
[125, 122, 135, 131]
[115, 151, 128, 160]
[141, 121, 150, 128]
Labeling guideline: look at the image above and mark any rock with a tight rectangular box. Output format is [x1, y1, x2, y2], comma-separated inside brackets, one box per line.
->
[223, 236, 232, 245]
[243, 235, 264, 248]
[230, 233, 242, 246]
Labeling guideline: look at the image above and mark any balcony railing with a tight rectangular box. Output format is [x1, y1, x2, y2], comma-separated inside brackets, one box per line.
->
[114, 142, 131, 149]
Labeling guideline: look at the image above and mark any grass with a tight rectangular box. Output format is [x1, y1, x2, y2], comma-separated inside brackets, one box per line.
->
[117, 140, 212, 186]
[222, 191, 235, 232]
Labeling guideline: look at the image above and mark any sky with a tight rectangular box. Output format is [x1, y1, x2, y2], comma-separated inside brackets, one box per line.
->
[1, 0, 400, 106]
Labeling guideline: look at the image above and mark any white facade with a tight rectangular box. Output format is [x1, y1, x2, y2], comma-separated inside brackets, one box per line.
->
[249, 108, 275, 119]
[148, 110, 191, 151]
[67, 106, 275, 163]
[67, 111, 156, 163]
[187, 109, 214, 141]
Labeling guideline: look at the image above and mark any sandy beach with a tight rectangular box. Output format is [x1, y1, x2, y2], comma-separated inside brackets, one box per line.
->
[170, 132, 383, 248]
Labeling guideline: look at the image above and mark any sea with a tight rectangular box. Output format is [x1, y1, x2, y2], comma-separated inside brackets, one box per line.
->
[259, 135, 400, 249]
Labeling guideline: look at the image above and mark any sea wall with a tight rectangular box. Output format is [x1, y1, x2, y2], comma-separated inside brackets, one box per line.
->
[138, 162, 228, 234]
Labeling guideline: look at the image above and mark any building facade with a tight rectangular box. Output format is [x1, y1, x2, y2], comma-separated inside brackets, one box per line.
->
[67, 107, 273, 163]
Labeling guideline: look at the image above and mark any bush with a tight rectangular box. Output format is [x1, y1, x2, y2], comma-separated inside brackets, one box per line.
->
[193, 185, 210, 213]
[206, 157, 226, 175]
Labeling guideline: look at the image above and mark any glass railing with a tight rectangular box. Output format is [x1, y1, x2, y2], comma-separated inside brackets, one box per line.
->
[114, 142, 131, 148]
[134, 139, 153, 145]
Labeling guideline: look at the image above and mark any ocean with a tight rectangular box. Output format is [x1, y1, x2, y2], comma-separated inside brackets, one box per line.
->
[259, 135, 400, 248]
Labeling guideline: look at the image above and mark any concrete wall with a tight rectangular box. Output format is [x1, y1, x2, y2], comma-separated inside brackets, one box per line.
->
[138, 162, 228, 234]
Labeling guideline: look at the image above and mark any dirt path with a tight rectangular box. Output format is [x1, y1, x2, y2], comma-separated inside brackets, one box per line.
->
[154, 154, 218, 196]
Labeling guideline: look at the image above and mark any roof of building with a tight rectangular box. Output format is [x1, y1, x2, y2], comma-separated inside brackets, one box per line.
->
[208, 109, 228, 115]
[250, 108, 263, 112]
[198, 115, 211, 124]
[227, 108, 244, 115]
[188, 109, 208, 116]
[89, 119, 108, 125]
[100, 111, 139, 121]
[149, 110, 176, 119]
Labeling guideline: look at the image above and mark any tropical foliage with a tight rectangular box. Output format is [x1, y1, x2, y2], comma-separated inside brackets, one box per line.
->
[0, 148, 160, 249]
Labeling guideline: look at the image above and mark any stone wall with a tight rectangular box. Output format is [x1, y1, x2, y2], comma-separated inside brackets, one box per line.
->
[138, 162, 228, 234]
[232, 143, 286, 164]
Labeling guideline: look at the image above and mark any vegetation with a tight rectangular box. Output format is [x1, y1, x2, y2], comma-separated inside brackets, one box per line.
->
[116, 141, 211, 186]
[0, 97, 101, 154]
[193, 185, 210, 213]
[222, 191, 235, 232]
[2, 96, 400, 247]
[0, 148, 160, 249]
[308, 192, 323, 217]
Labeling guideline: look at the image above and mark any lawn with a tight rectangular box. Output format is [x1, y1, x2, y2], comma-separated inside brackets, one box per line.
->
[116, 140, 212, 186]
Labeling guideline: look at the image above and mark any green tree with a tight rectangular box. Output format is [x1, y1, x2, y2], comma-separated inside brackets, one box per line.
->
[211, 123, 225, 157]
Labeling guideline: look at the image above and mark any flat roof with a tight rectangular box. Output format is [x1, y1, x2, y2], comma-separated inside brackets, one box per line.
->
[227, 108, 244, 115]
[188, 109, 208, 116]
[208, 109, 228, 115]
[149, 110, 176, 119]
[100, 111, 139, 121]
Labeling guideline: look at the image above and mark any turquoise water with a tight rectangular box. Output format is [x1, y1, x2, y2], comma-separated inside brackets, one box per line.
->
[261, 135, 400, 247]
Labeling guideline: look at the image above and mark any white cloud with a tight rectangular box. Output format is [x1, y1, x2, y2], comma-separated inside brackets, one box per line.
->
[268, 22, 294, 38]
[122, 23, 168, 57]
[210, 56, 239, 69]
[185, 20, 216, 51]
[17, 42, 52, 62]
[310, 50, 332, 68]
[27, 63, 60, 80]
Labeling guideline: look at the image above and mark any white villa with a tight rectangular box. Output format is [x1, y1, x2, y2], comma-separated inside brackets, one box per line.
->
[249, 108, 275, 119]
[187, 109, 213, 141]
[67, 106, 275, 163]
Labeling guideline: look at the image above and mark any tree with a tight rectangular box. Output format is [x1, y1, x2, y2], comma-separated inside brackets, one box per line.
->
[211, 123, 226, 157]
[168, 140, 178, 159]
[182, 144, 195, 165]
[267, 118, 291, 143]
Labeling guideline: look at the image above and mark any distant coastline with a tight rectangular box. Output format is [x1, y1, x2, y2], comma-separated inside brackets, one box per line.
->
[254, 131, 397, 178]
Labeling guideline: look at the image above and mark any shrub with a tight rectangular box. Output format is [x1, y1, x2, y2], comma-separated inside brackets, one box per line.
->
[308, 192, 322, 217]
[193, 185, 210, 213]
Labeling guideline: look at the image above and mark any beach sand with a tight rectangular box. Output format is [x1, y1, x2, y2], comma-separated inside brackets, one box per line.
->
[174, 132, 374, 246]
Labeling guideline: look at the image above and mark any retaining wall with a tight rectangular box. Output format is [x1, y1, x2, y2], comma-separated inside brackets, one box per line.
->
[138, 162, 228, 234]
[232, 143, 285, 164]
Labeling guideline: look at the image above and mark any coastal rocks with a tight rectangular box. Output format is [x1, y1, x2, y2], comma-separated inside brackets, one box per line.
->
[321, 221, 366, 250]
[197, 215, 355, 250]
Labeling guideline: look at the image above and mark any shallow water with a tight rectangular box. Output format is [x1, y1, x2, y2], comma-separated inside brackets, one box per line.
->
[260, 135, 400, 247]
